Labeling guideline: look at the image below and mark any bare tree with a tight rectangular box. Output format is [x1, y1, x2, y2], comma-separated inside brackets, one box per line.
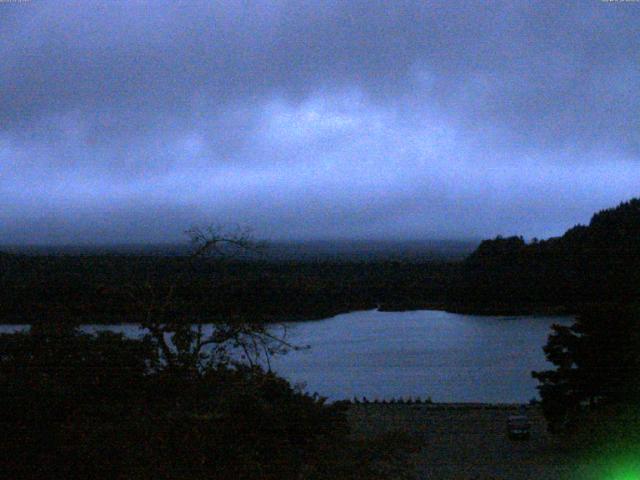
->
[125, 225, 302, 373]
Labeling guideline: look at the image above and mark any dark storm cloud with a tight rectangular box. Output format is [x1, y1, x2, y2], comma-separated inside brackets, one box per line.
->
[1, 0, 639, 243]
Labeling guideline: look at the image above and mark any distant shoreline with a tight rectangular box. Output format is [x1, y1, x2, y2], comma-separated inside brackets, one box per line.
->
[0, 305, 578, 325]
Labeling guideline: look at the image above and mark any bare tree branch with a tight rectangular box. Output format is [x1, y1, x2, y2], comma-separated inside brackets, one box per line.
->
[123, 224, 296, 373]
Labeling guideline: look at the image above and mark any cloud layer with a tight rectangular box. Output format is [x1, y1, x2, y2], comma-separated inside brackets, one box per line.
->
[1, 0, 639, 243]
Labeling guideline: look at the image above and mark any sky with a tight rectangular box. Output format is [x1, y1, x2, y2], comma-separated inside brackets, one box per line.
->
[1, 0, 639, 244]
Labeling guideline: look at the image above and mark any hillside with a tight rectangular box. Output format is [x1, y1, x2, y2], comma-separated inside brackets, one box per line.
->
[448, 198, 640, 313]
[1, 199, 638, 323]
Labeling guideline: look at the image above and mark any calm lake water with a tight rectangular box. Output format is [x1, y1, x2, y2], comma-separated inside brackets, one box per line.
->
[0, 309, 572, 403]
[271, 310, 573, 403]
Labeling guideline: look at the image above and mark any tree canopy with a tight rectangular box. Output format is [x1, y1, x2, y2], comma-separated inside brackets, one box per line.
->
[451, 198, 640, 313]
[0, 228, 413, 479]
[0, 322, 356, 479]
[532, 305, 640, 434]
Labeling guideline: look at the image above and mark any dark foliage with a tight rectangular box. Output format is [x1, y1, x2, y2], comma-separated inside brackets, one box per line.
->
[0, 324, 355, 479]
[0, 256, 454, 324]
[532, 305, 640, 433]
[450, 198, 640, 313]
[0, 226, 417, 479]
[2, 198, 639, 324]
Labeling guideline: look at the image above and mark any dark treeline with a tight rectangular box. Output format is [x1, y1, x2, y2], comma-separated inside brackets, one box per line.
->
[0, 254, 456, 324]
[449, 198, 640, 314]
[1, 198, 639, 324]
[0, 232, 421, 478]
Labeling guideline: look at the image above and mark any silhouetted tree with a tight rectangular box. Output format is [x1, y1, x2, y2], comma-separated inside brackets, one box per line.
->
[123, 225, 299, 373]
[532, 305, 640, 433]
[1, 227, 419, 479]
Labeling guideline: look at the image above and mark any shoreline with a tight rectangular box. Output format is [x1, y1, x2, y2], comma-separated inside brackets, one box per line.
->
[0, 302, 576, 325]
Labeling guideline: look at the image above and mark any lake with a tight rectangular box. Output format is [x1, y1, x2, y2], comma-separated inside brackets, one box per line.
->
[0, 309, 572, 403]
[270, 309, 572, 403]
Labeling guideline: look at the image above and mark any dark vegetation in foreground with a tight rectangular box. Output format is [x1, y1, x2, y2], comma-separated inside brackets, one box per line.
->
[532, 304, 640, 472]
[0, 232, 418, 479]
[0, 324, 415, 479]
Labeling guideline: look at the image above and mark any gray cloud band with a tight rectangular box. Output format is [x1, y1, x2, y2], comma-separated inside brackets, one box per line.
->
[0, 1, 638, 243]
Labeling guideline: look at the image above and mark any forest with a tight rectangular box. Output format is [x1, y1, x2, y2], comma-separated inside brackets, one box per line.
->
[2, 198, 639, 478]
[449, 198, 640, 314]
[0, 253, 455, 325]
[1, 199, 639, 324]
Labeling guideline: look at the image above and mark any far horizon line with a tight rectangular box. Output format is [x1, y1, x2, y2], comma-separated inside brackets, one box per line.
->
[0, 238, 486, 249]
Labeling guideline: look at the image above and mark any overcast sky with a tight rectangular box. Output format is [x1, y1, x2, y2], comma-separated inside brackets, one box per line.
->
[1, 0, 639, 244]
